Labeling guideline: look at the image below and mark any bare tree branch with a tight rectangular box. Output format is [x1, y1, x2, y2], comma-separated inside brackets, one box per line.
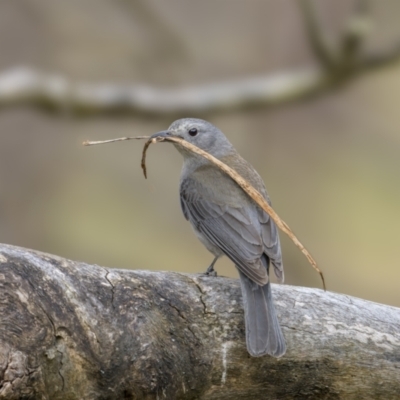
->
[299, 0, 337, 70]
[0, 49, 397, 117]
[0, 66, 326, 115]
[300, 0, 373, 77]
[0, 2, 398, 116]
[0, 243, 399, 399]
[340, 0, 371, 61]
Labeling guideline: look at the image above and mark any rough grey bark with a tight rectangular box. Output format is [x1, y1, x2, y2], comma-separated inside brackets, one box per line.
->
[0, 243, 399, 400]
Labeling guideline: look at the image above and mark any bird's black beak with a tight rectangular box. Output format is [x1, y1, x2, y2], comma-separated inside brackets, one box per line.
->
[150, 130, 171, 140]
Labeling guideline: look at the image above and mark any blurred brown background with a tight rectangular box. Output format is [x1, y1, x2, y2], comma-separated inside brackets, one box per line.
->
[0, 1, 399, 306]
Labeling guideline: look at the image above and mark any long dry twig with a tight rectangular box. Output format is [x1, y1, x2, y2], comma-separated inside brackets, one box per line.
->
[141, 136, 326, 290]
[83, 135, 325, 289]
[83, 136, 149, 146]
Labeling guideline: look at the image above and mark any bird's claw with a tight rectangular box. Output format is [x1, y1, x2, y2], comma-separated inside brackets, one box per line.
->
[204, 265, 218, 277]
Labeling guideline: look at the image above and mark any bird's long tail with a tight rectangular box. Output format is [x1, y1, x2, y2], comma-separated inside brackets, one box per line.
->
[238, 270, 286, 357]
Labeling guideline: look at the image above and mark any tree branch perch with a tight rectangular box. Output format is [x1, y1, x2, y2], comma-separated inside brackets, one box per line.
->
[0, 243, 399, 399]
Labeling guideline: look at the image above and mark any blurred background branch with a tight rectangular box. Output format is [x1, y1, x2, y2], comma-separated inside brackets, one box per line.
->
[0, 0, 399, 116]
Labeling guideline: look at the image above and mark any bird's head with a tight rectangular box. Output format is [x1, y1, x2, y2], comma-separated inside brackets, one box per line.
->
[150, 118, 234, 159]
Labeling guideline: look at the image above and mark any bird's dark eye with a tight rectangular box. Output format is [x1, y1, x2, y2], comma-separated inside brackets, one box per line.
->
[188, 128, 198, 137]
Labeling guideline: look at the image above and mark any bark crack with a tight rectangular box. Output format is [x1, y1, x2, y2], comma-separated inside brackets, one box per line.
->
[281, 324, 314, 336]
[22, 269, 66, 391]
[189, 277, 209, 315]
[56, 347, 65, 391]
[153, 288, 198, 339]
[104, 269, 116, 310]
[0, 351, 11, 389]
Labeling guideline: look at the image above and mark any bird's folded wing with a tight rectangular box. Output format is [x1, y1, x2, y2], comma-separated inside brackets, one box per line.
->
[257, 207, 284, 282]
[180, 179, 281, 286]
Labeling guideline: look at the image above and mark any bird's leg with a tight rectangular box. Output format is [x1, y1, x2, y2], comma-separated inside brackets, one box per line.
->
[205, 256, 219, 277]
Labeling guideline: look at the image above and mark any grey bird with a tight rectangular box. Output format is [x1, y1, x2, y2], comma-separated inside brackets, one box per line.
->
[151, 118, 286, 357]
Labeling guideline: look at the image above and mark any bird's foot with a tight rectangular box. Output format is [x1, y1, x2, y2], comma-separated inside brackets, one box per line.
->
[204, 264, 217, 277]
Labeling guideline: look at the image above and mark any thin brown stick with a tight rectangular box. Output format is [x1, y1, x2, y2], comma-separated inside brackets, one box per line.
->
[83, 136, 150, 146]
[82, 134, 325, 289]
[140, 139, 155, 179]
[142, 136, 326, 290]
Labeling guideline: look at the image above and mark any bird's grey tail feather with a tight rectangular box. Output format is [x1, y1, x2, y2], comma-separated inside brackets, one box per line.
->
[239, 271, 286, 357]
